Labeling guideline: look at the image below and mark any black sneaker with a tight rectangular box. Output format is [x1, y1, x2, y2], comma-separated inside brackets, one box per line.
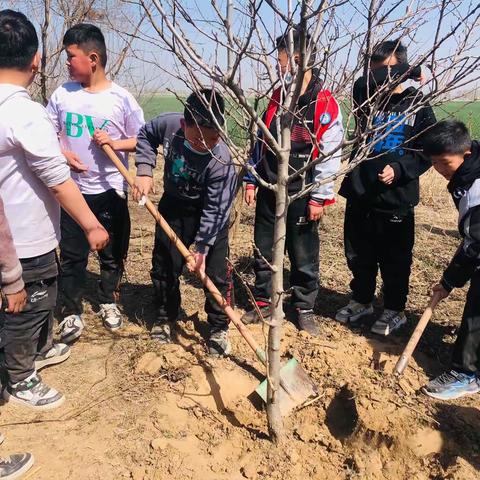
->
[0, 453, 34, 479]
[150, 322, 174, 343]
[208, 329, 232, 357]
[3, 374, 65, 410]
[35, 343, 71, 371]
[297, 309, 320, 336]
[241, 304, 271, 325]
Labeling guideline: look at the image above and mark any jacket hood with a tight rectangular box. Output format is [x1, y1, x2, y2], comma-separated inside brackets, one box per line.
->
[448, 140, 480, 194]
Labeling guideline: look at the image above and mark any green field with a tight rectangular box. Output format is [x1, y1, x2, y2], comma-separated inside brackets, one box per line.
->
[140, 95, 480, 138]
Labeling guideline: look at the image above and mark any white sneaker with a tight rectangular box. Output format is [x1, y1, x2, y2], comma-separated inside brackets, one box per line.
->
[371, 309, 407, 336]
[35, 343, 71, 371]
[58, 315, 85, 344]
[4, 373, 65, 411]
[99, 303, 123, 332]
[335, 300, 373, 324]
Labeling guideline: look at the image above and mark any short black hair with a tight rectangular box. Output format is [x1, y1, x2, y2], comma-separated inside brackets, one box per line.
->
[371, 39, 408, 64]
[276, 26, 316, 66]
[184, 89, 225, 130]
[63, 23, 107, 68]
[0, 10, 38, 70]
[423, 120, 471, 156]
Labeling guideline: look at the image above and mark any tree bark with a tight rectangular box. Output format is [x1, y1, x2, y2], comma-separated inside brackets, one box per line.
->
[266, 149, 289, 443]
[40, 0, 51, 105]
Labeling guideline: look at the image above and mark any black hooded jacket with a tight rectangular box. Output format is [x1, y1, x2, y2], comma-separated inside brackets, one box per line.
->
[441, 141, 480, 291]
[339, 65, 436, 212]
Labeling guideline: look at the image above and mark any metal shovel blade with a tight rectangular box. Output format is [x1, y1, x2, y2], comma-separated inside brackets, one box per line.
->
[255, 357, 318, 416]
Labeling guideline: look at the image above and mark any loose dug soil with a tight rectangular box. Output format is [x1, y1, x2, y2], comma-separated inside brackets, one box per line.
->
[2, 165, 479, 479]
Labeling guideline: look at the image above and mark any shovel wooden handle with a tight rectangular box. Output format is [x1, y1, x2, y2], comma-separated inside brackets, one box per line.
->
[102, 145, 267, 364]
[394, 292, 442, 376]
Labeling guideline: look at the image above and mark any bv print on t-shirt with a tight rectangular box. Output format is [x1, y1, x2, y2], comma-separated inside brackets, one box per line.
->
[65, 112, 110, 138]
[47, 81, 144, 195]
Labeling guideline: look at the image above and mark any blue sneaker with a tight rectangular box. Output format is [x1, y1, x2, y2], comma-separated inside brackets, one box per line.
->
[422, 370, 480, 400]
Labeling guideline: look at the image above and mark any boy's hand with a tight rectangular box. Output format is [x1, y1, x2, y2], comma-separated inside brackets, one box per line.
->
[245, 187, 256, 206]
[64, 150, 88, 173]
[378, 165, 395, 185]
[93, 129, 115, 149]
[5, 289, 27, 313]
[187, 252, 206, 275]
[413, 71, 427, 86]
[133, 176, 155, 202]
[431, 283, 450, 301]
[85, 224, 109, 251]
[308, 204, 324, 221]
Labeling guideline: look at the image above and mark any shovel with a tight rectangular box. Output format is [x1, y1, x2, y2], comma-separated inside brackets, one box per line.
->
[102, 145, 317, 416]
[394, 292, 443, 376]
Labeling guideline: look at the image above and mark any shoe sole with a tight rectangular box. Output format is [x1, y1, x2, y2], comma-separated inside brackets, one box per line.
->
[35, 348, 71, 371]
[335, 308, 373, 324]
[3, 390, 65, 411]
[150, 335, 172, 344]
[2, 454, 35, 480]
[60, 329, 83, 345]
[209, 346, 232, 357]
[421, 386, 480, 400]
[371, 318, 407, 336]
[103, 322, 123, 332]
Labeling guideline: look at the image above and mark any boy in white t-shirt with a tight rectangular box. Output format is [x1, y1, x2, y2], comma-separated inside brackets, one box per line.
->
[0, 9, 108, 410]
[47, 24, 144, 342]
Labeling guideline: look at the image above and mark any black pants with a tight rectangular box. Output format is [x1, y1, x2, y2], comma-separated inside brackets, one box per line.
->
[344, 202, 414, 312]
[0, 251, 57, 384]
[59, 189, 130, 315]
[253, 188, 319, 310]
[452, 270, 480, 374]
[151, 194, 230, 331]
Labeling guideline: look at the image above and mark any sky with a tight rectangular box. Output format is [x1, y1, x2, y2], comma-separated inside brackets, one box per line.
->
[1, 0, 478, 98]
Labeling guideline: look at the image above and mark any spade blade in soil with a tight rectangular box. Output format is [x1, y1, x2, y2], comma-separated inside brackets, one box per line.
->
[255, 357, 318, 416]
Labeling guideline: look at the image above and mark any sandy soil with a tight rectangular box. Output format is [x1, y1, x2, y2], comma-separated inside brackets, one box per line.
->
[2, 167, 479, 480]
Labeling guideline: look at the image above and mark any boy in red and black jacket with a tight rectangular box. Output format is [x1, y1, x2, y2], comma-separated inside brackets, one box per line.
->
[242, 28, 343, 336]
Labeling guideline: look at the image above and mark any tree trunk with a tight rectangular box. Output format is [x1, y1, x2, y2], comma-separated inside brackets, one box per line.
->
[40, 0, 51, 106]
[266, 150, 289, 443]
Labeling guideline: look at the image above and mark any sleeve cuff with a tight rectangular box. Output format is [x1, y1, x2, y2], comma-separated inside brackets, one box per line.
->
[245, 183, 256, 190]
[440, 277, 454, 293]
[390, 162, 402, 184]
[194, 242, 210, 255]
[2, 277, 25, 295]
[309, 197, 336, 207]
[136, 163, 154, 177]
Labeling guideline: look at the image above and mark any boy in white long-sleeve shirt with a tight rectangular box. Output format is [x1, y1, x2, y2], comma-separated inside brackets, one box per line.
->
[0, 9, 108, 410]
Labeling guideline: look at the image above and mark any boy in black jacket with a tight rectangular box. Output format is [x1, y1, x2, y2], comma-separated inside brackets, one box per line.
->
[421, 120, 480, 400]
[336, 39, 436, 335]
[133, 89, 237, 356]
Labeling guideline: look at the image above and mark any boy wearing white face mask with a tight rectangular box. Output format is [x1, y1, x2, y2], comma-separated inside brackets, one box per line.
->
[133, 89, 237, 356]
[242, 26, 343, 336]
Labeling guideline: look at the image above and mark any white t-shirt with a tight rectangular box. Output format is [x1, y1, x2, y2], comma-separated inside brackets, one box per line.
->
[0, 85, 70, 258]
[47, 82, 144, 194]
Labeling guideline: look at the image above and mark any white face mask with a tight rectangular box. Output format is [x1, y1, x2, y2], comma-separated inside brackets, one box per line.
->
[280, 64, 297, 85]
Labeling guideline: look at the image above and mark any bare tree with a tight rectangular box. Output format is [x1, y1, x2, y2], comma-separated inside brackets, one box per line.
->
[124, 0, 480, 442]
[0, 0, 151, 102]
